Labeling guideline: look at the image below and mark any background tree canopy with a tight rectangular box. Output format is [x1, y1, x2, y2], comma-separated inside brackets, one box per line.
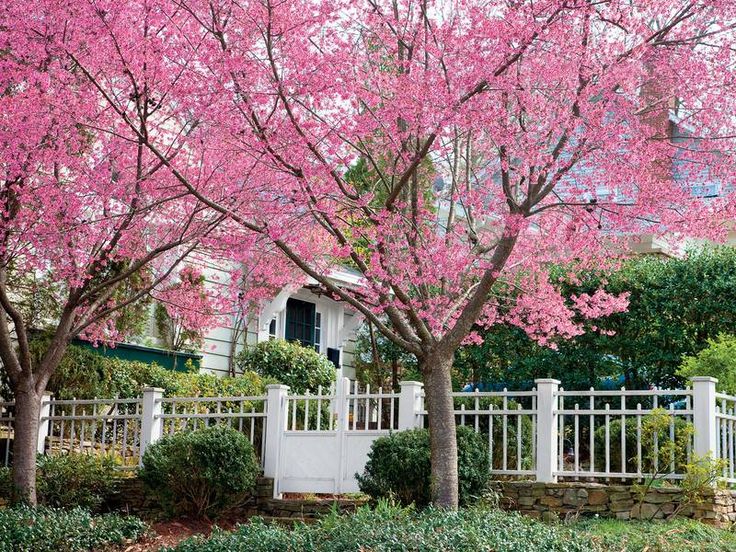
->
[453, 247, 736, 391]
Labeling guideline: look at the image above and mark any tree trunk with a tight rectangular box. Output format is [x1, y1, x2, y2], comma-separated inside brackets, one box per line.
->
[423, 350, 458, 508]
[12, 385, 41, 505]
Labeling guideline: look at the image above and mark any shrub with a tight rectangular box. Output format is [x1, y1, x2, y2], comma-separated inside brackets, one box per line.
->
[36, 452, 120, 511]
[0, 506, 147, 552]
[140, 425, 259, 518]
[236, 339, 335, 393]
[168, 501, 593, 552]
[678, 333, 736, 394]
[356, 426, 490, 507]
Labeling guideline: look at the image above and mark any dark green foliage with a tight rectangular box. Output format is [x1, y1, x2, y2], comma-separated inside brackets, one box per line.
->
[236, 339, 335, 393]
[140, 425, 259, 518]
[36, 453, 120, 511]
[356, 426, 490, 507]
[0, 506, 147, 552]
[167, 501, 592, 552]
[353, 322, 420, 391]
[455, 247, 736, 390]
[0, 454, 119, 510]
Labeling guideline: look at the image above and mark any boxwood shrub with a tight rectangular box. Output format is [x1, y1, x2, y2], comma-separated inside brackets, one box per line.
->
[235, 339, 335, 393]
[140, 425, 259, 518]
[0, 506, 147, 552]
[356, 426, 490, 507]
[168, 501, 593, 552]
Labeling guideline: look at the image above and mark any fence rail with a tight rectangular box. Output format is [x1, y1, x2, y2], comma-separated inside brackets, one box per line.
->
[418, 389, 537, 476]
[1, 376, 732, 494]
[554, 388, 693, 481]
[156, 395, 267, 462]
[716, 391, 736, 482]
[44, 397, 142, 468]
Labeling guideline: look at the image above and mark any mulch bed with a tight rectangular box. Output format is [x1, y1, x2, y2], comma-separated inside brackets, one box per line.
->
[118, 517, 239, 551]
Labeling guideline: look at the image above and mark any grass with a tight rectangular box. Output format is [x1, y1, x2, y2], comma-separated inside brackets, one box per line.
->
[575, 517, 736, 552]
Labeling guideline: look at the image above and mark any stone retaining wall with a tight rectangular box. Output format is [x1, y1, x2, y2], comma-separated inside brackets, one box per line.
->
[108, 476, 367, 520]
[491, 481, 736, 528]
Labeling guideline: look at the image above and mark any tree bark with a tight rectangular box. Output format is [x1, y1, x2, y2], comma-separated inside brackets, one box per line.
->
[423, 350, 458, 508]
[11, 385, 41, 505]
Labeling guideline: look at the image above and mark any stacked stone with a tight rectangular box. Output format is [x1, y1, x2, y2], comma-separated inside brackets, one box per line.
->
[491, 481, 736, 528]
[105, 476, 369, 522]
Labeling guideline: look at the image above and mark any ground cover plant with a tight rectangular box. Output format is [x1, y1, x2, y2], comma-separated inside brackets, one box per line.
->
[0, 506, 147, 552]
[577, 517, 736, 552]
[167, 501, 593, 552]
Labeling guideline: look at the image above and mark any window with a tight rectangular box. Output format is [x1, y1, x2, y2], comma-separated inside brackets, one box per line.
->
[284, 298, 316, 348]
[268, 316, 277, 340]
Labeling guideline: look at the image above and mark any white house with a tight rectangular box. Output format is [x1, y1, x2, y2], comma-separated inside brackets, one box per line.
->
[136, 261, 366, 380]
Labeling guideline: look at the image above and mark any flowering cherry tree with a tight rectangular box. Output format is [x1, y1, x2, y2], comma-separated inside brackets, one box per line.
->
[0, 12, 237, 502]
[6, 0, 736, 507]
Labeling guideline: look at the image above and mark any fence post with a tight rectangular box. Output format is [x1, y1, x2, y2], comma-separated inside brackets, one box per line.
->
[398, 381, 424, 430]
[263, 384, 289, 495]
[692, 376, 718, 458]
[139, 387, 164, 465]
[535, 379, 560, 483]
[335, 377, 351, 494]
[36, 392, 53, 454]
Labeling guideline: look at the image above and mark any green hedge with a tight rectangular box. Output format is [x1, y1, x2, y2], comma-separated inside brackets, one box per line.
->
[167, 501, 592, 552]
[0, 506, 147, 552]
[356, 426, 490, 507]
[140, 425, 260, 518]
[1, 339, 267, 400]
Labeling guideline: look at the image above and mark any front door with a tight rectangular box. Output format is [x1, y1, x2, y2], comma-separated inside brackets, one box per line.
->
[284, 298, 316, 348]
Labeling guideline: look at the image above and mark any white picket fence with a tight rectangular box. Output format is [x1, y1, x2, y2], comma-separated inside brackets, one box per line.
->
[1, 376, 734, 496]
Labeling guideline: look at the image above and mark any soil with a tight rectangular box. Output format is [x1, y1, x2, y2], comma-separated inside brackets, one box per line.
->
[116, 517, 240, 551]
